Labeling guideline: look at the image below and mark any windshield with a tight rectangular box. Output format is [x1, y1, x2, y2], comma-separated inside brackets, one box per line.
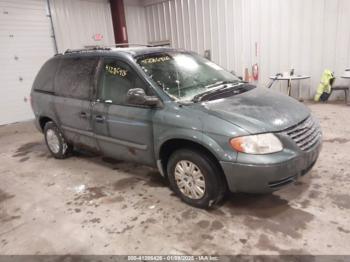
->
[136, 52, 241, 101]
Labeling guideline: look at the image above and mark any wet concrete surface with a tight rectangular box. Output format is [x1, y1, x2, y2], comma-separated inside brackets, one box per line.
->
[0, 103, 349, 255]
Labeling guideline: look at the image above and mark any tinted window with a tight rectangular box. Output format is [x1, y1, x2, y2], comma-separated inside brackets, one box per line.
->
[55, 56, 98, 100]
[33, 57, 60, 92]
[98, 59, 149, 105]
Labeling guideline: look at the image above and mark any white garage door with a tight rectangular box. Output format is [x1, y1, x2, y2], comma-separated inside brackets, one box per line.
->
[0, 0, 55, 125]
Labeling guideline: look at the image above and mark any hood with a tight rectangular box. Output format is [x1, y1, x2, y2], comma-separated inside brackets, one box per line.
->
[199, 87, 310, 133]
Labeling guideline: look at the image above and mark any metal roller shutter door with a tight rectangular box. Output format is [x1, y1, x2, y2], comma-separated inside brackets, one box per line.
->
[0, 0, 55, 125]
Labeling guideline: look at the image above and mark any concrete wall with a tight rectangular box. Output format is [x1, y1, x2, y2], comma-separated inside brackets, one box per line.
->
[125, 0, 350, 99]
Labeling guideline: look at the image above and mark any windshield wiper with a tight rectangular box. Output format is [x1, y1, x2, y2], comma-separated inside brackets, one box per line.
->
[203, 80, 239, 89]
[192, 82, 242, 103]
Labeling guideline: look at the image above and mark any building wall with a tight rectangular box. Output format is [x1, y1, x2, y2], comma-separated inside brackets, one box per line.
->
[124, 0, 148, 45]
[126, 0, 350, 99]
[49, 0, 115, 53]
[0, 0, 56, 125]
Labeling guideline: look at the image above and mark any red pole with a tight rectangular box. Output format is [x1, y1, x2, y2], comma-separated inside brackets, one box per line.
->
[110, 0, 128, 44]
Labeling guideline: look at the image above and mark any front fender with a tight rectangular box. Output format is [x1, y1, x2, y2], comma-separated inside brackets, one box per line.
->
[155, 127, 237, 163]
[153, 102, 244, 163]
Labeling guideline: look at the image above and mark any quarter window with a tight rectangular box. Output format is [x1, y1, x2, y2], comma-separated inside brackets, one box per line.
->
[33, 57, 60, 92]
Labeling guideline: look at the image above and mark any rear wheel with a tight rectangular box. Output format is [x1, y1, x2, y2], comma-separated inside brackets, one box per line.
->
[44, 121, 72, 159]
[167, 149, 226, 209]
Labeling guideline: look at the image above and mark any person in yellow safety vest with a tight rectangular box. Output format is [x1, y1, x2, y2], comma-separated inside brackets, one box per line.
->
[314, 69, 334, 102]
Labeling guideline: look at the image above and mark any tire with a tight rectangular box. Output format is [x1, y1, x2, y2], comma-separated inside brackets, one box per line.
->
[167, 149, 226, 209]
[44, 121, 72, 159]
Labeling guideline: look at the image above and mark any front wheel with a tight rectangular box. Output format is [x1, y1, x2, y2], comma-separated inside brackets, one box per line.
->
[167, 149, 226, 209]
[44, 121, 72, 159]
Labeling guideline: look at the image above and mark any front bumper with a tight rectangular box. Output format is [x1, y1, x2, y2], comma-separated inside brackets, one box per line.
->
[220, 141, 322, 193]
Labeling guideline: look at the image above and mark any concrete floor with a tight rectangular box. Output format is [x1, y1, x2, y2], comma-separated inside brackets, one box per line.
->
[0, 102, 349, 255]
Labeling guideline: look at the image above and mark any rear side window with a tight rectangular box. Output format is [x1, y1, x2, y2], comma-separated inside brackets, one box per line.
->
[33, 58, 60, 92]
[55, 56, 98, 100]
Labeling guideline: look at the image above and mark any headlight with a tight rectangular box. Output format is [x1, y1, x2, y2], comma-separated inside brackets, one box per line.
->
[230, 133, 283, 154]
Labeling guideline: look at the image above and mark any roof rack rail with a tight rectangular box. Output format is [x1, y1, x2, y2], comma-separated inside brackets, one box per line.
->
[112, 42, 171, 48]
[114, 43, 149, 47]
[63, 42, 172, 55]
[64, 46, 111, 54]
[147, 40, 171, 47]
[149, 43, 171, 47]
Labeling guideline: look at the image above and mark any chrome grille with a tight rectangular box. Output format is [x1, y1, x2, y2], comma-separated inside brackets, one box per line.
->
[282, 116, 322, 151]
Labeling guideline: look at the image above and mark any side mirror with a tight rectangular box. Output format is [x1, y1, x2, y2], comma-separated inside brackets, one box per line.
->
[127, 88, 160, 107]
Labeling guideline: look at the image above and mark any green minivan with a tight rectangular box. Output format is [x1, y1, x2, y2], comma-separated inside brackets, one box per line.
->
[31, 46, 322, 208]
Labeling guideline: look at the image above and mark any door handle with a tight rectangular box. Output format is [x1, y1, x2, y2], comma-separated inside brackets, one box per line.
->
[95, 115, 105, 123]
[80, 112, 88, 119]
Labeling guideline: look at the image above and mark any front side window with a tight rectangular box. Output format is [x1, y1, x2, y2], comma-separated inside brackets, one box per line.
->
[98, 59, 149, 105]
[136, 52, 241, 101]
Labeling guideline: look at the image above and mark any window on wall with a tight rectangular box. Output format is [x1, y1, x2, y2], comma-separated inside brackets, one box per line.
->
[98, 59, 151, 105]
[55, 56, 99, 100]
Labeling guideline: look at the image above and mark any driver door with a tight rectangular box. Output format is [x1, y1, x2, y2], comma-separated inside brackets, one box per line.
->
[92, 58, 156, 166]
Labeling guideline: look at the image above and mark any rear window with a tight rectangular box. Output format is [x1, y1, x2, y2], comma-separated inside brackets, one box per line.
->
[33, 57, 60, 92]
[55, 56, 98, 100]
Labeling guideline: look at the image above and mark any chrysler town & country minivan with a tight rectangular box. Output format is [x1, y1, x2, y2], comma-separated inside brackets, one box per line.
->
[31, 46, 322, 208]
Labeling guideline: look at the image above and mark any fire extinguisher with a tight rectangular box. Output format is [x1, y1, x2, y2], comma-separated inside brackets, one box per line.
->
[252, 63, 259, 81]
